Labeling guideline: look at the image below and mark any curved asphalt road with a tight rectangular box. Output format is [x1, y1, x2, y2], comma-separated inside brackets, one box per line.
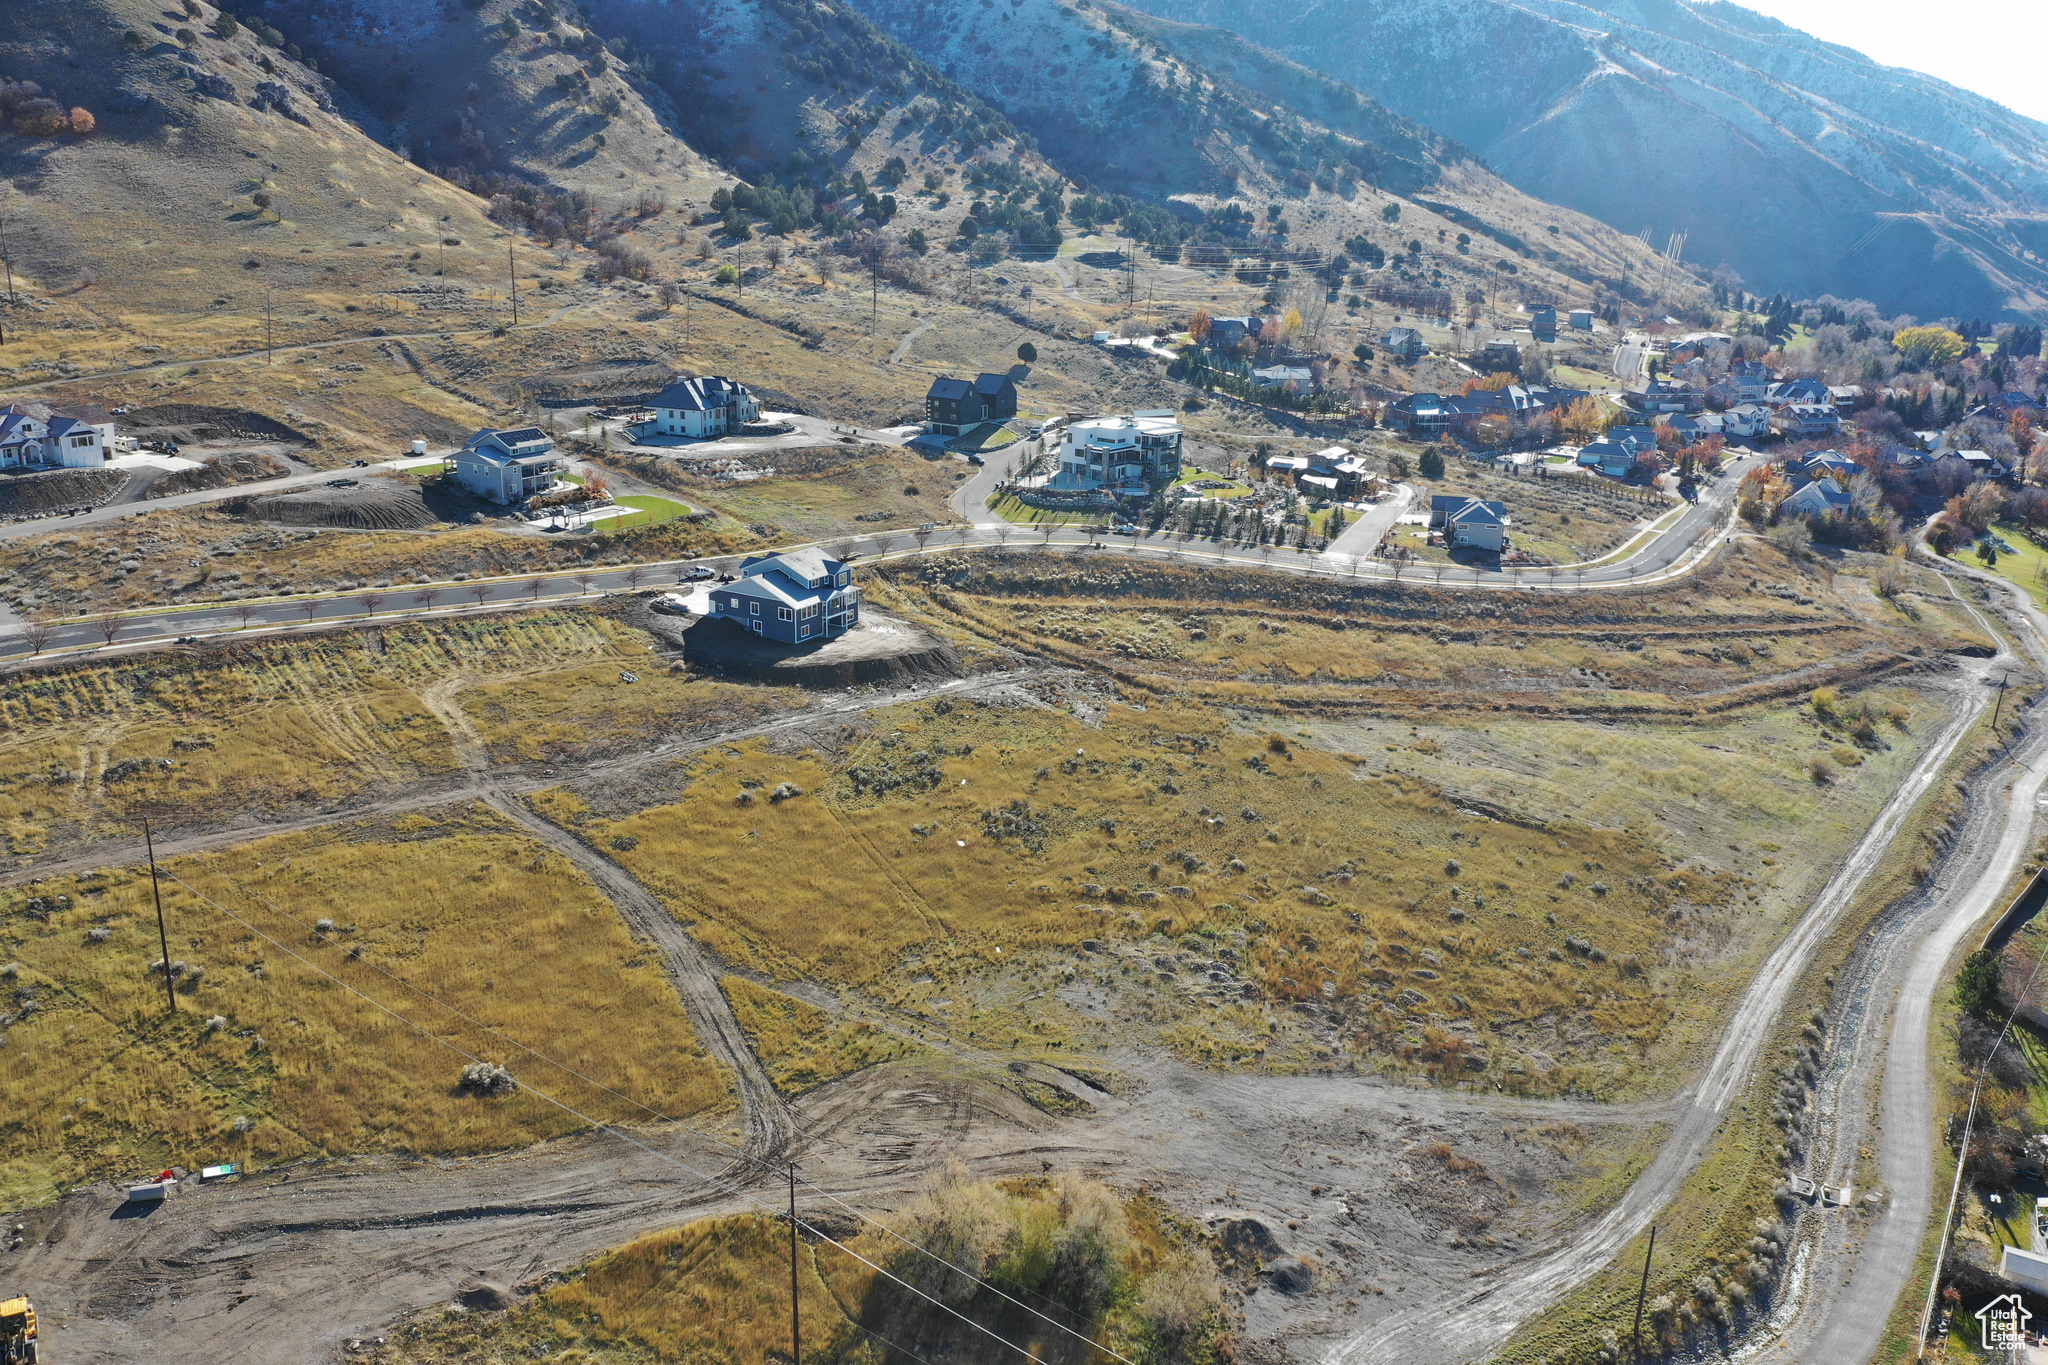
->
[2, 449, 1759, 666]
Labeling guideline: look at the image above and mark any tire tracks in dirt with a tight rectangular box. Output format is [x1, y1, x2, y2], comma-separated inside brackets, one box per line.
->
[1323, 655, 1998, 1365]
[414, 675, 794, 1166]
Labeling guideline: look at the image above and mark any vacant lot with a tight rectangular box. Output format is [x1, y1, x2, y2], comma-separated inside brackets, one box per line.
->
[0, 808, 727, 1208]
[532, 692, 1746, 1098]
[0, 611, 684, 858]
[0, 496, 758, 617]
[871, 539, 1984, 719]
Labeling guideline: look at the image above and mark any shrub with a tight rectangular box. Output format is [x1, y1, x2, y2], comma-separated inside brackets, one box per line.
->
[1017, 341, 1037, 362]
[1417, 447, 1445, 479]
[610, 834, 639, 851]
[715, 263, 739, 284]
[1809, 686, 1838, 716]
[459, 1061, 516, 1096]
[1808, 756, 1834, 784]
[1955, 949, 2003, 1018]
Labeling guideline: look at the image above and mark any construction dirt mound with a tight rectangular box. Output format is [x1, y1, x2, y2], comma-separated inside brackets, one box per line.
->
[625, 599, 962, 688]
[526, 360, 678, 407]
[120, 405, 314, 452]
[224, 476, 438, 530]
[0, 467, 127, 519]
[146, 452, 293, 498]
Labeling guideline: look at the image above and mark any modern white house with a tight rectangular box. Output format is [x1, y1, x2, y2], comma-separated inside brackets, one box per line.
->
[1054, 411, 1183, 493]
[645, 376, 761, 439]
[450, 427, 565, 504]
[0, 403, 114, 469]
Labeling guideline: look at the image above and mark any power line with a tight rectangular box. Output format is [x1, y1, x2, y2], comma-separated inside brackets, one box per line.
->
[184, 852, 1134, 1352]
[160, 864, 1057, 1365]
[172, 859, 1135, 1363]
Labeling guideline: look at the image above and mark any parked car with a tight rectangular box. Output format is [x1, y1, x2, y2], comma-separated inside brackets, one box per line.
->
[966, 453, 985, 466]
[681, 566, 714, 580]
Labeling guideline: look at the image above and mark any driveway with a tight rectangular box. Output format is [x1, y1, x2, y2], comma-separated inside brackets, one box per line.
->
[1325, 485, 1414, 559]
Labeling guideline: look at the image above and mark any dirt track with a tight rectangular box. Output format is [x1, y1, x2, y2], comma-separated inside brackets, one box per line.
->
[0, 658, 1676, 1363]
[0, 568, 2024, 1364]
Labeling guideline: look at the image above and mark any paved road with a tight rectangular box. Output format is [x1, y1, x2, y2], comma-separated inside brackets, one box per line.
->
[0, 451, 1761, 666]
[1733, 561, 2048, 1364]
[0, 453, 446, 544]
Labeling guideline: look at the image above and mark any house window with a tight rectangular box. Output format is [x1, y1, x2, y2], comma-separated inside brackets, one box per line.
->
[799, 626, 811, 639]
[778, 606, 794, 621]
[749, 601, 759, 615]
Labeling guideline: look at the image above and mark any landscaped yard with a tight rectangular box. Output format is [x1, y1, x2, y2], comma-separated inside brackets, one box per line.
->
[610, 494, 694, 529]
[1969, 520, 2048, 612]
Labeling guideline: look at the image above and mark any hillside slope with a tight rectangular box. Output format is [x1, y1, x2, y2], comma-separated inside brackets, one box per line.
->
[233, 0, 1061, 218]
[849, 0, 1685, 310]
[1126, 0, 2048, 320]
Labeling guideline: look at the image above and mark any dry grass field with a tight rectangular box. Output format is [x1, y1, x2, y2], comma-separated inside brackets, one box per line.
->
[721, 976, 924, 1095]
[0, 808, 728, 1208]
[528, 685, 1856, 1098]
[593, 445, 974, 543]
[0, 611, 714, 859]
[0, 492, 763, 618]
[868, 539, 1986, 718]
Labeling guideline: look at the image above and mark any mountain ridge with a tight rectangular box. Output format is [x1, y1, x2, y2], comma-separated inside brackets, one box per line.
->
[1125, 0, 2048, 320]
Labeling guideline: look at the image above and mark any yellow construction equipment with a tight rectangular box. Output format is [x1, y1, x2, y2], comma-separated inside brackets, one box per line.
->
[0, 1296, 36, 1364]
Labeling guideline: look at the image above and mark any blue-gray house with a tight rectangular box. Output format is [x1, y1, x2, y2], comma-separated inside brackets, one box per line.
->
[709, 548, 859, 643]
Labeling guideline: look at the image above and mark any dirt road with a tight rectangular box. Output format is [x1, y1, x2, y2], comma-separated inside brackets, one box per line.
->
[1322, 656, 1998, 1365]
[1729, 567, 2048, 1363]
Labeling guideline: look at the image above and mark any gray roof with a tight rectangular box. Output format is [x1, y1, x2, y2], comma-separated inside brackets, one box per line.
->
[927, 376, 975, 401]
[651, 375, 753, 412]
[730, 548, 849, 607]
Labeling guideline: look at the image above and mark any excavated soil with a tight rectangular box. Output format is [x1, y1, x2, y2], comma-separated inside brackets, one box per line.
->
[145, 451, 293, 498]
[627, 597, 964, 688]
[224, 476, 438, 530]
[0, 466, 126, 518]
[119, 404, 315, 452]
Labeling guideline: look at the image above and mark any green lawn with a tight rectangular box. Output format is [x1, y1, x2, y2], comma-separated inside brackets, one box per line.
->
[953, 422, 1022, 454]
[607, 495, 694, 531]
[1972, 521, 2048, 612]
[1173, 471, 1253, 499]
[1548, 364, 1615, 390]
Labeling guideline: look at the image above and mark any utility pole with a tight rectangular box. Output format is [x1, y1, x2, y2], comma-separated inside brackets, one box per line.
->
[0, 214, 14, 303]
[1631, 1225, 1656, 1358]
[143, 816, 177, 1015]
[870, 245, 880, 335]
[508, 240, 518, 327]
[1993, 670, 2011, 732]
[788, 1161, 802, 1365]
[265, 287, 273, 364]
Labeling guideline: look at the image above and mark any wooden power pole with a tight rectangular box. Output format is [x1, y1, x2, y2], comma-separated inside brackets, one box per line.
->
[508, 240, 518, 326]
[1631, 1225, 1657, 1357]
[788, 1162, 802, 1365]
[143, 816, 176, 1015]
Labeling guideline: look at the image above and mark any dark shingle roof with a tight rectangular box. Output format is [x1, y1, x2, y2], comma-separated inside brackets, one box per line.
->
[927, 376, 974, 401]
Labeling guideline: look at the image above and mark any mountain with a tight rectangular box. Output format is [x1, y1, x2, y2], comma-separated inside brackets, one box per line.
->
[1121, 0, 2048, 321]
[232, 0, 1055, 214]
[846, 0, 1686, 312]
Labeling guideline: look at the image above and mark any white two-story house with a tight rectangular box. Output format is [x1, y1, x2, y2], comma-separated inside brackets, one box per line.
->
[0, 403, 114, 469]
[646, 376, 762, 439]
